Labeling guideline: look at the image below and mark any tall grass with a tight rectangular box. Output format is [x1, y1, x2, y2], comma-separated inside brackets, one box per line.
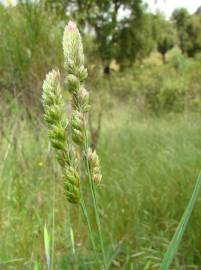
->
[0, 6, 201, 270]
[1, 101, 201, 269]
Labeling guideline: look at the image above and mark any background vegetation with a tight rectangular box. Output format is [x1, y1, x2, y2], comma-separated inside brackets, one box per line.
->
[0, 0, 201, 269]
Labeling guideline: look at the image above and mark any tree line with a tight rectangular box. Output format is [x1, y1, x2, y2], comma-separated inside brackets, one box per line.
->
[44, 0, 201, 70]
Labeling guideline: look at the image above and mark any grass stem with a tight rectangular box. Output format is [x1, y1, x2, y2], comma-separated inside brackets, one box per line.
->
[83, 125, 108, 270]
[80, 200, 100, 268]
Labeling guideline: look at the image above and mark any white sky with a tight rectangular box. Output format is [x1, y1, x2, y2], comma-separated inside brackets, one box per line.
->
[144, 0, 201, 17]
[1, 0, 201, 18]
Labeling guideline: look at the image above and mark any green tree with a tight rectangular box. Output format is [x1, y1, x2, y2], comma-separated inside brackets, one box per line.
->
[172, 8, 201, 57]
[44, 0, 153, 71]
[113, 4, 154, 68]
[185, 14, 201, 57]
[171, 8, 189, 53]
[152, 13, 176, 63]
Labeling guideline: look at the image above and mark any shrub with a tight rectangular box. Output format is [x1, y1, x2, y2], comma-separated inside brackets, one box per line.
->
[0, 3, 63, 109]
[166, 47, 188, 71]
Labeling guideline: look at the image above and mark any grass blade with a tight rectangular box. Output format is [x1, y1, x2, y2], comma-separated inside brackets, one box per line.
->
[160, 172, 201, 270]
[44, 224, 51, 270]
[34, 262, 41, 270]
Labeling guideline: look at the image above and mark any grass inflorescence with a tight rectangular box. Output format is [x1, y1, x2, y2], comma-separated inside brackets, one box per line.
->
[42, 20, 106, 268]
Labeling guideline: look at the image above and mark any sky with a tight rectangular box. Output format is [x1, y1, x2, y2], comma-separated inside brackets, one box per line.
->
[1, 0, 201, 18]
[144, 0, 201, 17]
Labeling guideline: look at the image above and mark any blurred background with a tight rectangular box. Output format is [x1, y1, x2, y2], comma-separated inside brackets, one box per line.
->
[1, 0, 201, 114]
[1, 0, 201, 269]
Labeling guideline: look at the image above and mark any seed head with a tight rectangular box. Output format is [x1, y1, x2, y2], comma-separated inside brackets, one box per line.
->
[42, 70, 66, 150]
[42, 70, 62, 108]
[87, 148, 102, 185]
[72, 87, 90, 112]
[42, 22, 98, 205]
[63, 21, 84, 72]
[66, 74, 80, 93]
[48, 125, 65, 150]
[71, 111, 85, 146]
[63, 166, 80, 203]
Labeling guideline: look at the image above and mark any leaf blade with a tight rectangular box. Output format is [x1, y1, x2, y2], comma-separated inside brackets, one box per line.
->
[160, 172, 201, 270]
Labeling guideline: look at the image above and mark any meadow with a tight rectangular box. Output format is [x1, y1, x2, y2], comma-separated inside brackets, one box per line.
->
[1, 2, 201, 270]
[1, 102, 201, 269]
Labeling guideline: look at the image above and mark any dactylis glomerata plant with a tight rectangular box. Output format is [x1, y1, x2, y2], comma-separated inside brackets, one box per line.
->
[42, 21, 102, 204]
[42, 21, 108, 269]
[42, 20, 198, 270]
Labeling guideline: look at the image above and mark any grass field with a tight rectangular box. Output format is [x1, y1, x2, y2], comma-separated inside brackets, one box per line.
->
[1, 103, 201, 269]
[1, 2, 201, 269]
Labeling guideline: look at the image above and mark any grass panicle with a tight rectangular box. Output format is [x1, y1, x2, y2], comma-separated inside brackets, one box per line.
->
[42, 20, 106, 268]
[42, 68, 80, 204]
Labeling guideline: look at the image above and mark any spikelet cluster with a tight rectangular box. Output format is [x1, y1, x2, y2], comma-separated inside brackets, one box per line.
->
[87, 148, 102, 184]
[42, 70, 66, 152]
[42, 21, 102, 204]
[63, 21, 102, 185]
[42, 70, 80, 203]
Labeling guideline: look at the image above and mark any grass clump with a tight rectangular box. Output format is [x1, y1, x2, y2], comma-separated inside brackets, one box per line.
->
[42, 21, 106, 268]
[0, 102, 201, 268]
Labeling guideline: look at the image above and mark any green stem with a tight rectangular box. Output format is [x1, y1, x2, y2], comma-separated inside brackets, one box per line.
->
[51, 174, 56, 270]
[80, 200, 100, 268]
[68, 207, 79, 269]
[83, 125, 108, 270]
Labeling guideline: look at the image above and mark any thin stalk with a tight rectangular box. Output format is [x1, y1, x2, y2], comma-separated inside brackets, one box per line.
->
[51, 174, 56, 270]
[68, 207, 79, 270]
[83, 123, 107, 270]
[80, 200, 100, 268]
